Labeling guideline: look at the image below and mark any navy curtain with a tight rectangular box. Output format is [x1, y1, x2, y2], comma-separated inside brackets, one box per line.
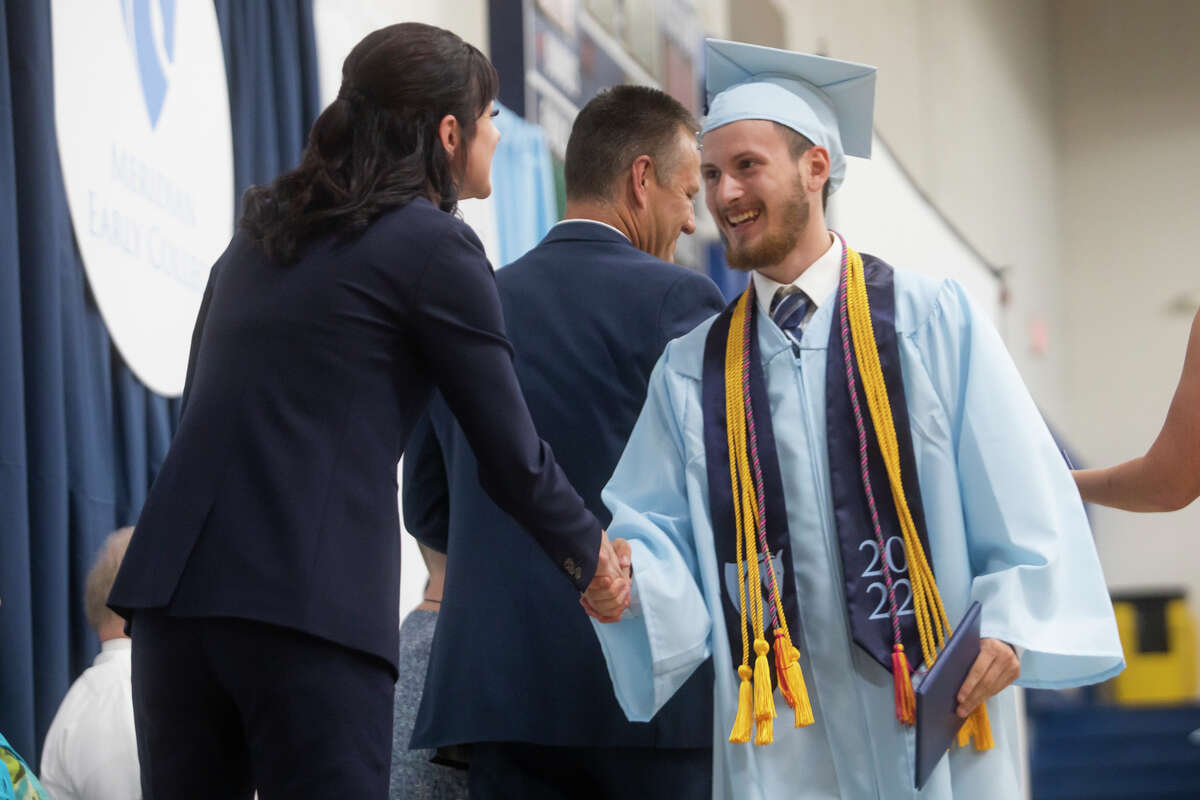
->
[0, 0, 320, 762]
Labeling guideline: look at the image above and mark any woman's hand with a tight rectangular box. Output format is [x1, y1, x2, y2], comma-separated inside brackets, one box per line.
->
[580, 532, 632, 622]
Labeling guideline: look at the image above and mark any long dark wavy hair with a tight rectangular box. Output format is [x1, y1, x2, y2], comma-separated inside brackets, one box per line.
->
[240, 23, 498, 264]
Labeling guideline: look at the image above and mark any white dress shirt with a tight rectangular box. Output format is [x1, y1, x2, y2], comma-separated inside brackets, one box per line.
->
[552, 217, 631, 241]
[40, 638, 140, 800]
[750, 231, 842, 328]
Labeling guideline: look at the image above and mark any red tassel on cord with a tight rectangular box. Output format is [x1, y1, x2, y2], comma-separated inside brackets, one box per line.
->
[892, 644, 916, 726]
[774, 630, 795, 707]
[773, 630, 814, 728]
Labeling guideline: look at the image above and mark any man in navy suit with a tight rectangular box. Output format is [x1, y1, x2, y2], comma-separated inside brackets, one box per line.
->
[401, 86, 726, 798]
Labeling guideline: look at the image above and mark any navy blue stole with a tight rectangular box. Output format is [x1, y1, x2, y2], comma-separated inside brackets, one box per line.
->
[702, 255, 933, 677]
[826, 255, 933, 672]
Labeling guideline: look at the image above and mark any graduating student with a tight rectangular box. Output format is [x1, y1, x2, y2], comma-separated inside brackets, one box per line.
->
[403, 86, 724, 799]
[587, 39, 1124, 799]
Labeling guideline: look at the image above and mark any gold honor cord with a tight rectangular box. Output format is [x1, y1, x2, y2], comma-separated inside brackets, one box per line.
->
[725, 291, 813, 747]
[844, 247, 993, 750]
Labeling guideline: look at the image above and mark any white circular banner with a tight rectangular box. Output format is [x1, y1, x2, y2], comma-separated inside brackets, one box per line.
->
[52, 0, 234, 397]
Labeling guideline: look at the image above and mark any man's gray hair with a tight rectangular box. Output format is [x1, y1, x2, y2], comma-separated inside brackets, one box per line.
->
[84, 527, 134, 632]
[564, 85, 699, 203]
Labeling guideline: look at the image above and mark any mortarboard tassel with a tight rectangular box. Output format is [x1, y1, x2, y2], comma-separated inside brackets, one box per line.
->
[891, 644, 916, 726]
[729, 665, 754, 744]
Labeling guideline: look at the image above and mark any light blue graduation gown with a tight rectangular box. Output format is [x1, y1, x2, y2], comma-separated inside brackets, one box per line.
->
[591, 270, 1124, 799]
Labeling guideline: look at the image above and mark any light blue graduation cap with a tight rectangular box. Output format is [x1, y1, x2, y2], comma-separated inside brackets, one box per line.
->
[702, 38, 877, 194]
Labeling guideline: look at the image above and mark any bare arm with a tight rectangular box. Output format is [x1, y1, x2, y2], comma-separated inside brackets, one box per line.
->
[1073, 308, 1200, 511]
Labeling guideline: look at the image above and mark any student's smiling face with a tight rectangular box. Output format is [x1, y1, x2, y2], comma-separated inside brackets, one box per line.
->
[701, 120, 817, 272]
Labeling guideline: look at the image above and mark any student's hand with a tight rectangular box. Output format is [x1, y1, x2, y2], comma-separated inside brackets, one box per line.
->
[956, 638, 1020, 718]
[580, 532, 631, 623]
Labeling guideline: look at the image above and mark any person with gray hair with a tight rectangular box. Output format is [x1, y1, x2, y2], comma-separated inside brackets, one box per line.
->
[40, 527, 140, 800]
[401, 84, 724, 797]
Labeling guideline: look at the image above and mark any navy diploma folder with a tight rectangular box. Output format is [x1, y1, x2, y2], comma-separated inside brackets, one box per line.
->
[914, 600, 982, 789]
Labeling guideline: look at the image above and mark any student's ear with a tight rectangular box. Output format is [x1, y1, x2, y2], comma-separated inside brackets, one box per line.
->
[804, 146, 831, 195]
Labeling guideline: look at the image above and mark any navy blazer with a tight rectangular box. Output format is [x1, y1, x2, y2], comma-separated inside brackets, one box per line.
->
[109, 199, 602, 672]
[403, 221, 724, 749]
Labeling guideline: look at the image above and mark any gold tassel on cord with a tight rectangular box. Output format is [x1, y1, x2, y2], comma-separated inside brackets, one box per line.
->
[752, 638, 776, 744]
[956, 708, 974, 748]
[754, 713, 774, 746]
[752, 638, 776, 723]
[957, 702, 995, 751]
[729, 665, 754, 744]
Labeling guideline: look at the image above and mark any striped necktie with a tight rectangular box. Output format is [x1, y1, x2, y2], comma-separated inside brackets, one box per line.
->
[770, 287, 812, 350]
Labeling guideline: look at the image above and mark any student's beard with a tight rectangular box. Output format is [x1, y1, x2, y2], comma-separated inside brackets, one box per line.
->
[722, 179, 810, 272]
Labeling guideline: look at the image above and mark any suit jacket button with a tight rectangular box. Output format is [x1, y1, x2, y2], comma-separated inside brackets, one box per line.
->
[564, 557, 575, 575]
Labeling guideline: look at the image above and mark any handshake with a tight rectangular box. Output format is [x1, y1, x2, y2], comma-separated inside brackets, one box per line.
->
[579, 531, 632, 623]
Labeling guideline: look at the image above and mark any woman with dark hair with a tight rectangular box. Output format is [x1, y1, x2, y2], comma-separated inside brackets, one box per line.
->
[107, 23, 627, 799]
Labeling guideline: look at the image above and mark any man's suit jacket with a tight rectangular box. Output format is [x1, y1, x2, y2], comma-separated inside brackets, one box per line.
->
[109, 199, 601, 673]
[403, 221, 725, 749]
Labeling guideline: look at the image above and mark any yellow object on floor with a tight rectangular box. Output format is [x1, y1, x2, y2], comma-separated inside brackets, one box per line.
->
[1110, 590, 1197, 705]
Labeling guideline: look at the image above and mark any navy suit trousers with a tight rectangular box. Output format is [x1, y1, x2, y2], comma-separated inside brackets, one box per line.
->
[131, 612, 395, 798]
[467, 741, 712, 800]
